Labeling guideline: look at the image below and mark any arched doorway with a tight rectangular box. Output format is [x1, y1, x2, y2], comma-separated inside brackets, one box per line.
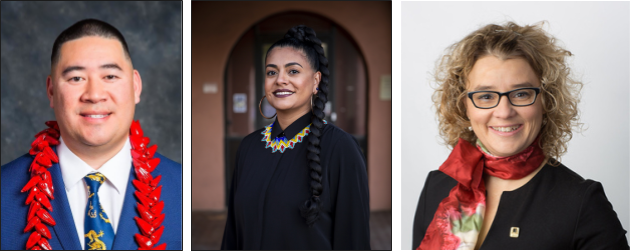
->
[223, 12, 369, 203]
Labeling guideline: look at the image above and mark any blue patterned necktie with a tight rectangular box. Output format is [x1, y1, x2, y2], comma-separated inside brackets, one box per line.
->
[84, 173, 115, 250]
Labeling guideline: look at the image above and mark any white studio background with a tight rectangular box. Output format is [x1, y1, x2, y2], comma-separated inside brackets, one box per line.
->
[401, 1, 630, 249]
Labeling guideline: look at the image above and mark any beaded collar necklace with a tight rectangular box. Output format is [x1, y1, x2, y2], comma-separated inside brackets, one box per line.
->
[261, 120, 327, 153]
[22, 120, 167, 250]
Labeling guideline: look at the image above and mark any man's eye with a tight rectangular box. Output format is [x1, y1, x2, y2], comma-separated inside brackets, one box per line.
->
[68, 75, 118, 82]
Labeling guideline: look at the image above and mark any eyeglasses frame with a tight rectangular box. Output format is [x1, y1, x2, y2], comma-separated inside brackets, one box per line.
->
[467, 87, 541, 109]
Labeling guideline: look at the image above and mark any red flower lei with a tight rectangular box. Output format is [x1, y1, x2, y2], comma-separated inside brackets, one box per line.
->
[22, 120, 167, 250]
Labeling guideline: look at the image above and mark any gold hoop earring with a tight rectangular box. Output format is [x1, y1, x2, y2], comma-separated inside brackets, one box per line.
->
[259, 95, 276, 119]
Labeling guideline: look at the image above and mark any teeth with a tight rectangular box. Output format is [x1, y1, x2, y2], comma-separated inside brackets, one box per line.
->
[491, 126, 519, 132]
[275, 92, 293, 95]
[86, 114, 108, 118]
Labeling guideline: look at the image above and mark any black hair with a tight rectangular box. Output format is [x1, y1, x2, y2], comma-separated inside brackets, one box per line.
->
[51, 19, 131, 67]
[266, 25, 330, 227]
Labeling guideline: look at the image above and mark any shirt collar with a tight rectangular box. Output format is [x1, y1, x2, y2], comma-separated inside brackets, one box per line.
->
[57, 136, 132, 194]
[270, 112, 312, 140]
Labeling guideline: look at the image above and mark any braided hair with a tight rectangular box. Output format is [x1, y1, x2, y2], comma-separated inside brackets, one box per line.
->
[265, 25, 329, 227]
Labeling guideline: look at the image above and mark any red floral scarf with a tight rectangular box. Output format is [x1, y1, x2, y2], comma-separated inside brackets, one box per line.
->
[418, 137, 545, 250]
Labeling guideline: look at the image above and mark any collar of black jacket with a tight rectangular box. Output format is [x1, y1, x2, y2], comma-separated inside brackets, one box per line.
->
[270, 112, 312, 140]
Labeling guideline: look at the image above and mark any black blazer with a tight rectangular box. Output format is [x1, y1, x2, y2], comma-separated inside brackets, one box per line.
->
[413, 162, 629, 249]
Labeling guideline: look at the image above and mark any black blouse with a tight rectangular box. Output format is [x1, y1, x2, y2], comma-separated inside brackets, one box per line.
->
[221, 113, 371, 250]
[412, 162, 630, 249]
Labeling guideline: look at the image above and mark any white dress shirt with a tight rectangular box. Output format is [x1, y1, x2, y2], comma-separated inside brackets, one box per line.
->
[57, 137, 132, 250]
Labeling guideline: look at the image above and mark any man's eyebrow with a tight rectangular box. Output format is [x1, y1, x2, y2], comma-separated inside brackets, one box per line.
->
[61, 64, 123, 77]
[472, 82, 535, 91]
[265, 62, 304, 69]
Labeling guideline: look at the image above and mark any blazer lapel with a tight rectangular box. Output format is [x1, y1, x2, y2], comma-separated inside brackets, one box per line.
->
[48, 162, 83, 250]
[111, 165, 140, 250]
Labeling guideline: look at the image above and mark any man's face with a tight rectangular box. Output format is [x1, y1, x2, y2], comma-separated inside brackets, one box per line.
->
[47, 36, 142, 151]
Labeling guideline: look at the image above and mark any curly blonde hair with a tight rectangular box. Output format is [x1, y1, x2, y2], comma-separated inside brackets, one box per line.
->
[433, 21, 583, 161]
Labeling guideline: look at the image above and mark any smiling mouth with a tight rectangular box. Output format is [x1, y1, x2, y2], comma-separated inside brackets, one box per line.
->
[81, 113, 112, 119]
[274, 91, 294, 95]
[491, 125, 521, 132]
[488, 124, 523, 135]
[84, 114, 109, 118]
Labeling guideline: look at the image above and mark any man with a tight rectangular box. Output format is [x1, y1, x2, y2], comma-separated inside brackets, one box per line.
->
[1, 19, 182, 250]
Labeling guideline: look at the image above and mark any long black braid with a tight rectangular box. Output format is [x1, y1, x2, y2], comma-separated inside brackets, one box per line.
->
[266, 25, 329, 227]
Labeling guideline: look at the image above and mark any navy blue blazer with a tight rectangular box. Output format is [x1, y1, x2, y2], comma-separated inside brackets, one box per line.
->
[1, 150, 182, 250]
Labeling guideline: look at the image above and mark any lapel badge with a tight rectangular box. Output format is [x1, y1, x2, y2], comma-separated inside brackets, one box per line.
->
[510, 227, 520, 238]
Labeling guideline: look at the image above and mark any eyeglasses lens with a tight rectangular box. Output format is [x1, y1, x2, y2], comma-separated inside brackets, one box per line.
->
[472, 89, 537, 108]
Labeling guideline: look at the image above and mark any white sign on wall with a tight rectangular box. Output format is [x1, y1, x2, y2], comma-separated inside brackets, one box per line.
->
[233, 93, 247, 113]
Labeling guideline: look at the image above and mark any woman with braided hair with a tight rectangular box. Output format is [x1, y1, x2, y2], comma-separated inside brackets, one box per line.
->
[221, 25, 371, 250]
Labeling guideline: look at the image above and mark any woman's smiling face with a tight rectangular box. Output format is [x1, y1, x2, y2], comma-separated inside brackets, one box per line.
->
[465, 55, 544, 157]
[264, 47, 320, 117]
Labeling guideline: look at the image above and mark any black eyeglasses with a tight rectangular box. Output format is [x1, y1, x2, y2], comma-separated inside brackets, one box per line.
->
[467, 87, 541, 109]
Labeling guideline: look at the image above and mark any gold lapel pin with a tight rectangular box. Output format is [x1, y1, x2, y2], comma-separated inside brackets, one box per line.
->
[510, 227, 520, 238]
